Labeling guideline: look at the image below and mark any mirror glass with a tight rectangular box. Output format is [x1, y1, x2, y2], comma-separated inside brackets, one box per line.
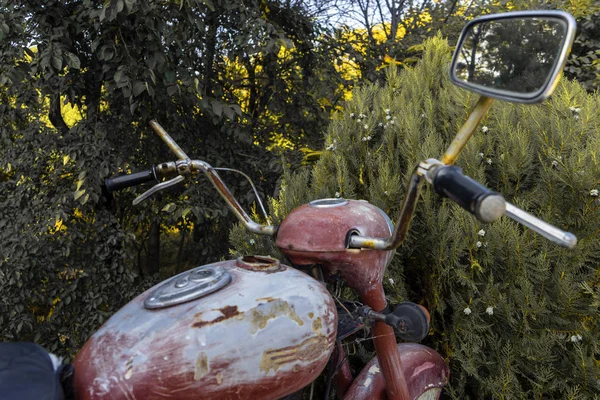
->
[453, 17, 567, 95]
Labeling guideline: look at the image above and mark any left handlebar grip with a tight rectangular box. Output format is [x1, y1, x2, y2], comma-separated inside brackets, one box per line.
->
[105, 168, 157, 192]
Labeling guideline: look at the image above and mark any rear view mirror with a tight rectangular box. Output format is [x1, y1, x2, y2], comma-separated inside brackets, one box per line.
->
[450, 11, 576, 103]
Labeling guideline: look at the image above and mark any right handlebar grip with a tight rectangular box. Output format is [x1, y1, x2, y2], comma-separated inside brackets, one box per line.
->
[105, 168, 157, 192]
[432, 165, 505, 223]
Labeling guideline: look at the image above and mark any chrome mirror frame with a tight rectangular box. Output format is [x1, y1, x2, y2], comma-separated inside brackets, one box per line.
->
[449, 10, 576, 104]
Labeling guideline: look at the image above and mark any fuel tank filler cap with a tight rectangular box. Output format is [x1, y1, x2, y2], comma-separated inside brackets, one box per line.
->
[144, 265, 231, 309]
[308, 198, 349, 208]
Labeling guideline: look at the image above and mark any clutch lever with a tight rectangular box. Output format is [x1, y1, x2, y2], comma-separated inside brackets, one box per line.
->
[133, 175, 186, 205]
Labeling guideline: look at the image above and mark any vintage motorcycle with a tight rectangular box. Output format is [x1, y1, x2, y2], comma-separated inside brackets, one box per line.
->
[72, 10, 577, 400]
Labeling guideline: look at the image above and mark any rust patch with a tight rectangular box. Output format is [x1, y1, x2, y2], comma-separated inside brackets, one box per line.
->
[249, 299, 304, 334]
[256, 297, 276, 302]
[194, 352, 209, 380]
[193, 305, 242, 328]
[237, 255, 282, 272]
[312, 317, 322, 333]
[260, 336, 328, 373]
[308, 312, 314, 319]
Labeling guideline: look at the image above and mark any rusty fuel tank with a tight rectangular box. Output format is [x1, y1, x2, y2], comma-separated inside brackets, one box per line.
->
[73, 256, 337, 399]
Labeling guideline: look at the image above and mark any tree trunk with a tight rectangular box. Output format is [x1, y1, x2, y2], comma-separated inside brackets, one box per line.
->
[146, 218, 160, 275]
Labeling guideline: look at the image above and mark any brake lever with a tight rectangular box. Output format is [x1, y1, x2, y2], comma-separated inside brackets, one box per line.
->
[132, 175, 186, 205]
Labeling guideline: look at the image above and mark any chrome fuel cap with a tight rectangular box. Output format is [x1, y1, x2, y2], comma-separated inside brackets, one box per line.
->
[144, 265, 231, 309]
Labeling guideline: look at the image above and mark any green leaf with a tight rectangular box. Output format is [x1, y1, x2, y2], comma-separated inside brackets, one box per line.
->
[51, 53, 62, 71]
[74, 189, 86, 200]
[223, 106, 235, 120]
[124, 0, 134, 11]
[66, 52, 81, 69]
[78, 171, 86, 181]
[202, 0, 215, 11]
[167, 85, 178, 96]
[79, 193, 89, 205]
[211, 101, 222, 117]
[165, 71, 176, 83]
[133, 81, 146, 96]
[114, 69, 124, 83]
[161, 203, 176, 213]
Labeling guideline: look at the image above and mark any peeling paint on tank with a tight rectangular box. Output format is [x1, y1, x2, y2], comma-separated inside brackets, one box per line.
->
[193, 305, 242, 328]
[312, 317, 322, 333]
[259, 336, 328, 373]
[194, 352, 209, 380]
[368, 365, 380, 374]
[249, 299, 303, 334]
[124, 355, 135, 380]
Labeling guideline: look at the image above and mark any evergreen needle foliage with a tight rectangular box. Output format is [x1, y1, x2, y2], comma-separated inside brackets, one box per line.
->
[231, 35, 600, 398]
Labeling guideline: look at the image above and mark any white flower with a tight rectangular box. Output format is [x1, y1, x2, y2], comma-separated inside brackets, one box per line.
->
[364, 124, 369, 129]
[574, 115, 580, 120]
[386, 115, 392, 120]
[463, 307, 472, 315]
[486, 306, 494, 315]
[388, 278, 395, 286]
[366, 135, 372, 141]
[569, 106, 581, 113]
[249, 239, 256, 245]
[420, 113, 425, 118]
[362, 137, 367, 142]
[552, 160, 559, 167]
[335, 192, 340, 198]
[350, 113, 355, 118]
[478, 152, 484, 159]
[590, 189, 599, 197]
[378, 123, 383, 127]
[384, 191, 388, 195]
[326, 143, 337, 151]
[557, 156, 562, 161]
[570, 334, 583, 343]
[478, 229, 486, 237]
[390, 120, 395, 125]
[476, 241, 482, 248]
[385, 109, 390, 114]
[482, 126, 489, 133]
[486, 158, 492, 165]
[359, 113, 366, 119]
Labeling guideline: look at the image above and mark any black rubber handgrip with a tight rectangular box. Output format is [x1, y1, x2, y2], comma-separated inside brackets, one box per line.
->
[432, 165, 505, 223]
[105, 168, 157, 192]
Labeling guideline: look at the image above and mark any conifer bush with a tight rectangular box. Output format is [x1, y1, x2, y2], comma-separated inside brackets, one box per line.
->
[231, 35, 600, 399]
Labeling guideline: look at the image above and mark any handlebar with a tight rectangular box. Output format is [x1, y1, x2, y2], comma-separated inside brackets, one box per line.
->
[105, 168, 158, 192]
[424, 160, 576, 248]
[104, 120, 277, 238]
[431, 165, 506, 223]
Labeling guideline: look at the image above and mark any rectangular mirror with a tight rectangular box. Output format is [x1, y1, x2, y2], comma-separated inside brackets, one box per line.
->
[450, 10, 576, 103]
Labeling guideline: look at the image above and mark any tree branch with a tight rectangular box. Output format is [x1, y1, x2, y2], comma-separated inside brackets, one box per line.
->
[49, 93, 69, 134]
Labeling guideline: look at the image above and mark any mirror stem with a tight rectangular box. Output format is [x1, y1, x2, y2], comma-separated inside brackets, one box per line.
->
[442, 96, 494, 165]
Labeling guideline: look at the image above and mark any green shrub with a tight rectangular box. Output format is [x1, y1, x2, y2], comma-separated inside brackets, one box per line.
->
[231, 35, 600, 399]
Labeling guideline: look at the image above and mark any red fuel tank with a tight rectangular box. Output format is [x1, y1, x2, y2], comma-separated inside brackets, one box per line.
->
[73, 256, 337, 399]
